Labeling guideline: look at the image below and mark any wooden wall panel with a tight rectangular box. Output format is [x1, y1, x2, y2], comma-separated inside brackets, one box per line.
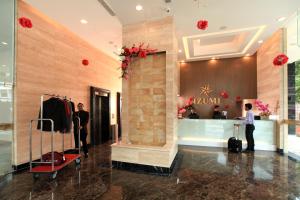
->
[15, 1, 121, 165]
[257, 29, 283, 114]
[180, 55, 257, 119]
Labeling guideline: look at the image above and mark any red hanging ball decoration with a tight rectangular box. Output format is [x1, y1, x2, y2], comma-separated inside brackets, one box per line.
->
[197, 20, 208, 30]
[273, 54, 289, 66]
[18, 17, 33, 28]
[220, 91, 229, 99]
[82, 59, 89, 66]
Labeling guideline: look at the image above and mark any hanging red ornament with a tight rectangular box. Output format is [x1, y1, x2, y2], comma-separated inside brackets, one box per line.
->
[224, 104, 230, 109]
[220, 91, 229, 99]
[19, 17, 33, 28]
[197, 20, 208, 30]
[82, 59, 89, 66]
[273, 54, 289, 66]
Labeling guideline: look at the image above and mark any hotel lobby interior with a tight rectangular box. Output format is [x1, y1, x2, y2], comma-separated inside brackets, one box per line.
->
[1, 0, 300, 199]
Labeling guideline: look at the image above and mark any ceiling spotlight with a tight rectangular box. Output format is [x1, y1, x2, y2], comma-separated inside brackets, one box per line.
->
[245, 54, 250, 57]
[277, 17, 286, 22]
[258, 40, 263, 44]
[178, 49, 182, 53]
[211, 57, 216, 60]
[180, 60, 185, 63]
[1, 42, 8, 45]
[136, 4, 143, 11]
[2, 64, 6, 67]
[80, 19, 88, 24]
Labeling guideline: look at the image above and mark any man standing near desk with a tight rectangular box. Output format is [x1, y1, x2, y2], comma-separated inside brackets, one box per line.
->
[243, 103, 255, 153]
[74, 103, 89, 158]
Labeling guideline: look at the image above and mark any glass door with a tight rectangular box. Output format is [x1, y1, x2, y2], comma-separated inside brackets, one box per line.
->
[0, 0, 15, 176]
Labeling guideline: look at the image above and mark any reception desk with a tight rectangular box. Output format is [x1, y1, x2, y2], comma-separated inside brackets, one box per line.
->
[178, 119, 276, 151]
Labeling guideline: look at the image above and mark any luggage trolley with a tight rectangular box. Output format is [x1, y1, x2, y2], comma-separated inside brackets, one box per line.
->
[29, 94, 81, 180]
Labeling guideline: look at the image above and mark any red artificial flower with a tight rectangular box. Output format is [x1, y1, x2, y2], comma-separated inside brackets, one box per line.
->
[224, 105, 230, 109]
[19, 17, 32, 28]
[124, 48, 131, 56]
[273, 54, 289, 66]
[82, 59, 89, 66]
[131, 47, 139, 54]
[220, 91, 229, 99]
[121, 61, 129, 70]
[138, 50, 147, 58]
[197, 20, 208, 30]
[236, 96, 242, 102]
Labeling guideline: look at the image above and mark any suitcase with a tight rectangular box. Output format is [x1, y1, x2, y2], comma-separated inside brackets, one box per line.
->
[42, 151, 66, 166]
[228, 124, 242, 153]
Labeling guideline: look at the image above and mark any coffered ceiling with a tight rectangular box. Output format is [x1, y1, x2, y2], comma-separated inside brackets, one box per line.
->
[106, 0, 300, 61]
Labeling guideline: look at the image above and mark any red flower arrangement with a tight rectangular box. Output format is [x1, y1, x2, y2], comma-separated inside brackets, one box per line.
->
[19, 17, 32, 28]
[197, 20, 208, 30]
[82, 59, 89, 66]
[224, 104, 230, 109]
[119, 43, 156, 79]
[273, 54, 289, 66]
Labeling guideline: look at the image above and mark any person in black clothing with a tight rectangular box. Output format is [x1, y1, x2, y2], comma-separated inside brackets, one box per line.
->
[188, 109, 200, 119]
[74, 103, 89, 158]
[212, 105, 222, 119]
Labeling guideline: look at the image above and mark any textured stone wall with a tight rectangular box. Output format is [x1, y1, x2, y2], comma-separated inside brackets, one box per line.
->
[122, 17, 178, 146]
[128, 53, 166, 145]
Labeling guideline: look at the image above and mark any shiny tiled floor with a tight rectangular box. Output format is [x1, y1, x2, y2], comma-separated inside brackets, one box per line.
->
[1, 144, 300, 200]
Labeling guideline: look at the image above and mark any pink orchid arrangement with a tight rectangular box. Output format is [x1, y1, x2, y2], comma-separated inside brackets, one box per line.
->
[119, 43, 156, 79]
[255, 99, 271, 117]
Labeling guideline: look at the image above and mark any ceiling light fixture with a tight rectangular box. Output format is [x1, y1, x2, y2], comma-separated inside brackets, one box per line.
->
[178, 49, 182, 53]
[211, 57, 216, 60]
[80, 19, 88, 24]
[245, 54, 250, 57]
[136, 4, 143, 11]
[277, 17, 286, 22]
[1, 42, 8, 45]
[258, 40, 263, 44]
[2, 64, 6, 67]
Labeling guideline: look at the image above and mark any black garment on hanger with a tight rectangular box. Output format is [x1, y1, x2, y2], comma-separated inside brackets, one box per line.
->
[37, 97, 68, 132]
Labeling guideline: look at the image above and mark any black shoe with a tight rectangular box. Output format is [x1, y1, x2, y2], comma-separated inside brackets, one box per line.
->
[84, 153, 89, 158]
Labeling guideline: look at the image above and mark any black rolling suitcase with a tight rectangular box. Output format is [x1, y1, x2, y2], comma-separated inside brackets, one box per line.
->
[228, 124, 242, 153]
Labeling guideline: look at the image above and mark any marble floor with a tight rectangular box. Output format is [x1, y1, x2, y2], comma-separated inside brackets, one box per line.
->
[0, 144, 300, 200]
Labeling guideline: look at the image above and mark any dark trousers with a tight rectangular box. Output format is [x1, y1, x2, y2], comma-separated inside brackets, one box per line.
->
[245, 124, 255, 150]
[74, 129, 88, 155]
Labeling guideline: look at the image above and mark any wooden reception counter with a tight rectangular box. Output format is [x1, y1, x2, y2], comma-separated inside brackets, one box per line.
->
[178, 119, 276, 151]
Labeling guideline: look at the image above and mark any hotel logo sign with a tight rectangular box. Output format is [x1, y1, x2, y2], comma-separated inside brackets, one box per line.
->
[194, 84, 221, 105]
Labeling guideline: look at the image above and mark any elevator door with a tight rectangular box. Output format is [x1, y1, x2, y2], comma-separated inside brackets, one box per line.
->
[95, 95, 110, 144]
[90, 87, 111, 145]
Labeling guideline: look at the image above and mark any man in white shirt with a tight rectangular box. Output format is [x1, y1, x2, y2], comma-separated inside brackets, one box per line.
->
[243, 103, 255, 153]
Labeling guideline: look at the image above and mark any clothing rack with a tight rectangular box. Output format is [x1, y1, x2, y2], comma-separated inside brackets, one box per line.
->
[29, 94, 81, 180]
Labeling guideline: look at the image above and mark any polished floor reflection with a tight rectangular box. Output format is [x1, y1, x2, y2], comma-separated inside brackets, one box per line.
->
[0, 144, 300, 200]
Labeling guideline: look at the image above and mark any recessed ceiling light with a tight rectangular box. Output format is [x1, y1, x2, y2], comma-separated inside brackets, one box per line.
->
[211, 57, 216, 60]
[245, 54, 250, 57]
[136, 4, 143, 11]
[178, 49, 182, 53]
[1, 42, 8, 45]
[277, 17, 286, 22]
[180, 60, 185, 63]
[2, 64, 6, 67]
[80, 19, 88, 24]
[258, 40, 263, 44]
